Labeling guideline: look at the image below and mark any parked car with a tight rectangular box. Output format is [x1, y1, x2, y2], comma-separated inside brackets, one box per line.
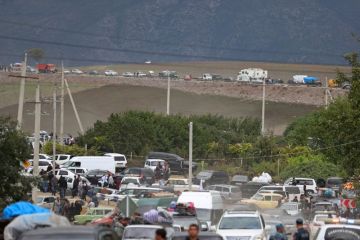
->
[84, 169, 110, 185]
[89, 70, 99, 75]
[104, 70, 118, 76]
[18, 226, 118, 240]
[239, 181, 269, 199]
[172, 232, 224, 240]
[166, 177, 201, 192]
[284, 177, 318, 194]
[326, 177, 344, 193]
[230, 175, 249, 185]
[71, 69, 83, 74]
[120, 176, 145, 187]
[144, 159, 165, 172]
[123, 225, 175, 240]
[207, 184, 241, 202]
[146, 152, 197, 174]
[27, 159, 53, 173]
[257, 185, 301, 201]
[241, 192, 283, 209]
[215, 210, 268, 240]
[124, 167, 155, 185]
[195, 170, 229, 187]
[122, 72, 134, 77]
[74, 208, 113, 225]
[34, 195, 55, 209]
[314, 222, 360, 240]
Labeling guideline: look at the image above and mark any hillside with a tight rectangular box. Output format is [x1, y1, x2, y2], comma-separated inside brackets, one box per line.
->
[0, 0, 359, 66]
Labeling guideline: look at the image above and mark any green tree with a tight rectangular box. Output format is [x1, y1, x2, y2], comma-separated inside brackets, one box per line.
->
[280, 153, 344, 180]
[0, 117, 36, 210]
[27, 48, 45, 63]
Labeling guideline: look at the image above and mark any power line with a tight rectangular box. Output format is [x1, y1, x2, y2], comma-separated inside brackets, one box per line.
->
[0, 18, 345, 59]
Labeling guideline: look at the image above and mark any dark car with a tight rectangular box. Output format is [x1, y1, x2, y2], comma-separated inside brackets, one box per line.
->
[230, 175, 249, 185]
[195, 170, 229, 187]
[18, 226, 118, 240]
[84, 169, 110, 185]
[239, 181, 269, 199]
[172, 232, 224, 240]
[147, 152, 197, 174]
[124, 167, 155, 185]
[326, 177, 344, 192]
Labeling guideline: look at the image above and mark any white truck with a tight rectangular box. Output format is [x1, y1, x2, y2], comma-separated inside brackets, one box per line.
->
[237, 68, 268, 83]
[62, 156, 116, 174]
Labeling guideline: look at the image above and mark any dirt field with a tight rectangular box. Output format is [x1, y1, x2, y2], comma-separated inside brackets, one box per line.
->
[0, 60, 349, 136]
[0, 84, 317, 136]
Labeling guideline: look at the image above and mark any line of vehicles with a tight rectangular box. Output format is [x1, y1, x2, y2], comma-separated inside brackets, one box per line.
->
[8, 62, 349, 89]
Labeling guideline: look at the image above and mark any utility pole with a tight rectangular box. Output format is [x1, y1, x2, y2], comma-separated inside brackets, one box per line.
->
[261, 79, 266, 135]
[64, 78, 84, 134]
[52, 80, 57, 175]
[188, 122, 193, 191]
[59, 61, 65, 145]
[32, 84, 41, 202]
[16, 53, 27, 129]
[325, 76, 328, 109]
[166, 73, 170, 115]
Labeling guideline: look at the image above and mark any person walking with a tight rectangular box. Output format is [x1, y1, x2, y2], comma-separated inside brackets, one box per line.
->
[293, 219, 309, 240]
[72, 175, 80, 198]
[270, 223, 287, 240]
[51, 175, 58, 196]
[108, 174, 114, 189]
[52, 197, 62, 215]
[82, 180, 89, 200]
[58, 176, 67, 199]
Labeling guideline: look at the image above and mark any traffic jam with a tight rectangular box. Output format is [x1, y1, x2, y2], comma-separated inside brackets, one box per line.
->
[1, 152, 359, 240]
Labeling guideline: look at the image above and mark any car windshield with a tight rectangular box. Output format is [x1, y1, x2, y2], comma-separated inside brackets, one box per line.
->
[114, 156, 125, 161]
[173, 217, 198, 228]
[219, 216, 262, 230]
[325, 227, 360, 240]
[123, 227, 160, 239]
[327, 178, 343, 185]
[126, 168, 141, 175]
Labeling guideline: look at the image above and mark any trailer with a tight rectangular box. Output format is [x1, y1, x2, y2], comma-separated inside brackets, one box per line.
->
[236, 68, 267, 83]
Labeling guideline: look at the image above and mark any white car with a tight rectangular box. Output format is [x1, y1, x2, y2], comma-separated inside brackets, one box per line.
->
[121, 176, 144, 187]
[71, 69, 83, 74]
[104, 153, 127, 169]
[284, 177, 318, 194]
[27, 159, 53, 173]
[144, 159, 165, 171]
[122, 72, 134, 77]
[67, 167, 87, 175]
[104, 70, 118, 76]
[215, 210, 268, 240]
[166, 178, 200, 192]
[55, 168, 76, 179]
[314, 222, 360, 240]
[310, 214, 336, 238]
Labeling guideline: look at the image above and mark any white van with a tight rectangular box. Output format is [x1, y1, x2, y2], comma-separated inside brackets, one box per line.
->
[177, 191, 224, 227]
[104, 153, 127, 170]
[62, 156, 116, 173]
[55, 154, 73, 165]
[257, 185, 301, 201]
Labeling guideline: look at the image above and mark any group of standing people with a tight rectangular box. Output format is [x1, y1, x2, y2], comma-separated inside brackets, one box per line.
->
[71, 175, 89, 200]
[155, 161, 170, 181]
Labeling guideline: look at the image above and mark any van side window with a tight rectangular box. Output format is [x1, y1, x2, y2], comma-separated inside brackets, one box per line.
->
[264, 196, 271, 201]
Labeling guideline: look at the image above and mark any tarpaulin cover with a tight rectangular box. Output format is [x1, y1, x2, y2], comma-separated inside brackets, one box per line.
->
[2, 201, 49, 219]
[4, 213, 70, 240]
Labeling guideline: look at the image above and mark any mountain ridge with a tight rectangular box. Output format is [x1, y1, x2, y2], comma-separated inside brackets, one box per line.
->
[0, 0, 359, 66]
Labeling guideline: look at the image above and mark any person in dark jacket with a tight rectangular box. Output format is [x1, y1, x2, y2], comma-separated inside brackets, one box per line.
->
[72, 175, 80, 198]
[293, 219, 309, 240]
[58, 176, 67, 199]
